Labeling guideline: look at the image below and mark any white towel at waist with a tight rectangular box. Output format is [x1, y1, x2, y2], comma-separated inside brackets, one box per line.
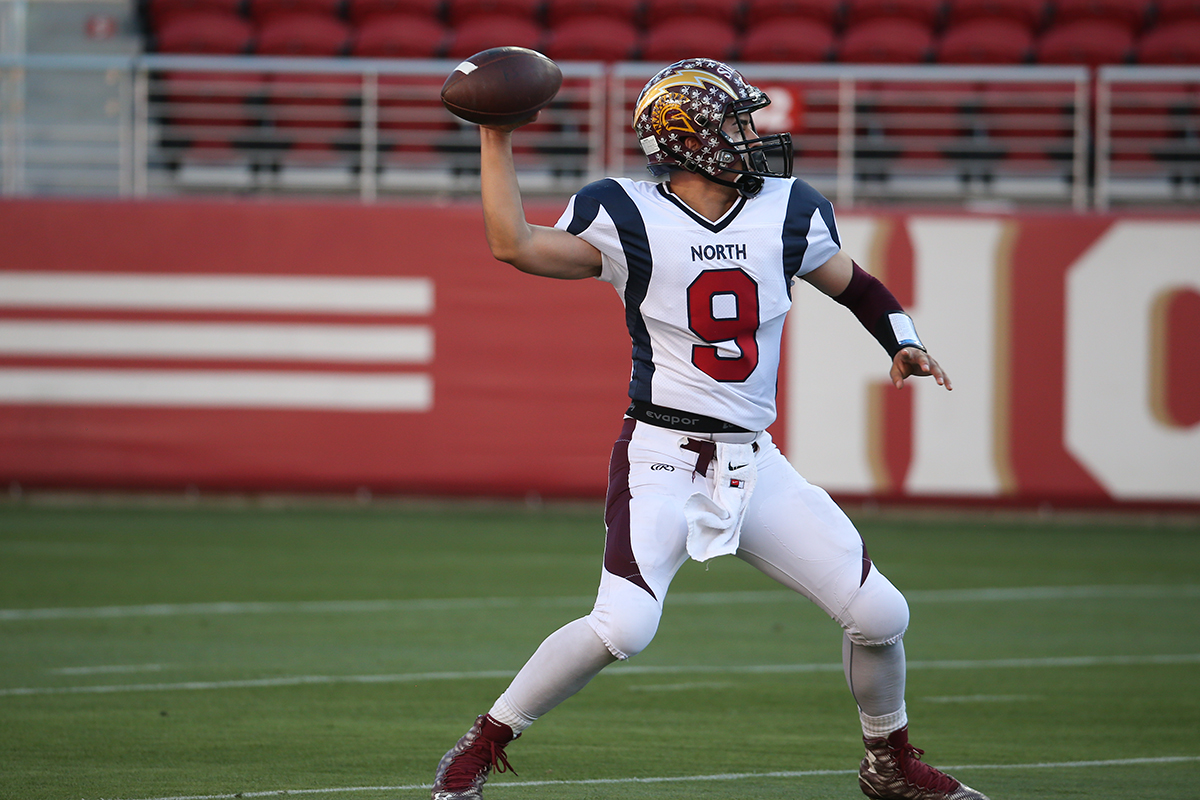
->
[682, 441, 757, 562]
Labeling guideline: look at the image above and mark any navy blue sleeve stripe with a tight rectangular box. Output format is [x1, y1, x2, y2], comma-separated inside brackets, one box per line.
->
[566, 191, 602, 236]
[782, 179, 838, 296]
[581, 179, 656, 403]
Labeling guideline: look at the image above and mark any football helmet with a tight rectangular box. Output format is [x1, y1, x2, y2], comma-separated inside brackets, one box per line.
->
[632, 58, 793, 197]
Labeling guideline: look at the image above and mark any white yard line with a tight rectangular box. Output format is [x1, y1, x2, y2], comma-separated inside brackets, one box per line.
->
[101, 755, 1200, 800]
[4, 653, 1199, 698]
[3, 584, 1198, 622]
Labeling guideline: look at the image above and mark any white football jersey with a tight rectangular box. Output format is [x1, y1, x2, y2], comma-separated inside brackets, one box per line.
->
[556, 176, 841, 432]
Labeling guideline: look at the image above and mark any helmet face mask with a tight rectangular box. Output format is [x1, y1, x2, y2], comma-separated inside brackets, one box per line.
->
[633, 58, 794, 197]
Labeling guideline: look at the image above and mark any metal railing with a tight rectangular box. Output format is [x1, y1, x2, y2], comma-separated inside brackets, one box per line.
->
[2, 54, 1197, 208]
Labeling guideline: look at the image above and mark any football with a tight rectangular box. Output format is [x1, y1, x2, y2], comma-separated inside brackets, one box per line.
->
[440, 46, 563, 127]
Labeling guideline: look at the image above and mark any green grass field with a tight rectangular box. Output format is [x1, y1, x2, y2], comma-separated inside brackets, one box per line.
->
[1, 497, 1198, 800]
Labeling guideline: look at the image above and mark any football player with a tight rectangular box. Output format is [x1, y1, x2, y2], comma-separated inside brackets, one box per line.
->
[431, 58, 988, 800]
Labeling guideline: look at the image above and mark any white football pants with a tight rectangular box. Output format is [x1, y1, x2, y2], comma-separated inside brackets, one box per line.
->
[492, 418, 910, 732]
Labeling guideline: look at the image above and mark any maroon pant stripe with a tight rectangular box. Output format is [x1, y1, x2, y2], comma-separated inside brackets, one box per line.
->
[603, 419, 656, 599]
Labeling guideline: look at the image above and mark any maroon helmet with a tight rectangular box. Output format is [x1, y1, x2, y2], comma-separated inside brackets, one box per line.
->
[632, 58, 793, 197]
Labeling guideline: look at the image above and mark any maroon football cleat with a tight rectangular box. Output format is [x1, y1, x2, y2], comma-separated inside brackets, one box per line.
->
[431, 714, 518, 800]
[859, 727, 989, 800]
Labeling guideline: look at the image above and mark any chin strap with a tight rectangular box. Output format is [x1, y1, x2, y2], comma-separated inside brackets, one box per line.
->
[698, 170, 763, 198]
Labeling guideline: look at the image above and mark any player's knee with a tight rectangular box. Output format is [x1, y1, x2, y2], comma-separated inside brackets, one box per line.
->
[843, 570, 910, 647]
[586, 587, 662, 660]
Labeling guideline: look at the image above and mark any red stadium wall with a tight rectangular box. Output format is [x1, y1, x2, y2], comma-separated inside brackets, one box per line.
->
[0, 198, 1196, 507]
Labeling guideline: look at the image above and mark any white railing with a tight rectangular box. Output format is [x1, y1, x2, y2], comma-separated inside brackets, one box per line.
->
[2, 54, 1196, 208]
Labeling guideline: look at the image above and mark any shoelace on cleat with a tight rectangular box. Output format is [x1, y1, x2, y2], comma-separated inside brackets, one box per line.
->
[894, 743, 960, 793]
[441, 736, 516, 790]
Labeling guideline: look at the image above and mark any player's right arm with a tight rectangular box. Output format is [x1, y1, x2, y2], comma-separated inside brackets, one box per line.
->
[479, 125, 602, 280]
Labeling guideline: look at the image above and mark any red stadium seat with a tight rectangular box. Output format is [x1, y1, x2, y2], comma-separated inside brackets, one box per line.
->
[147, 0, 244, 29]
[345, 0, 440, 23]
[254, 11, 352, 54]
[247, 0, 342, 23]
[351, 13, 448, 57]
[543, 16, 640, 61]
[643, 0, 742, 25]
[1049, 0, 1149, 33]
[943, 0, 1046, 30]
[641, 17, 738, 62]
[156, 69, 266, 158]
[843, 0, 944, 26]
[445, 14, 545, 57]
[445, 0, 544, 25]
[1035, 18, 1134, 64]
[1136, 19, 1200, 63]
[937, 17, 1034, 62]
[153, 10, 256, 52]
[266, 71, 362, 156]
[742, 0, 843, 26]
[544, 0, 642, 25]
[838, 17, 935, 62]
[1154, 0, 1200, 23]
[740, 17, 836, 62]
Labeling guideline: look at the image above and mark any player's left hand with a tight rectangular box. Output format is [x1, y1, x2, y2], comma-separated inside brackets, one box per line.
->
[891, 346, 952, 391]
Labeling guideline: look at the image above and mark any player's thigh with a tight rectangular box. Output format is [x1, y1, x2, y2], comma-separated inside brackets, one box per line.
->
[737, 444, 869, 619]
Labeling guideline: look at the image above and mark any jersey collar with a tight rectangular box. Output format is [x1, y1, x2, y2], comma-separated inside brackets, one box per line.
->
[657, 183, 747, 233]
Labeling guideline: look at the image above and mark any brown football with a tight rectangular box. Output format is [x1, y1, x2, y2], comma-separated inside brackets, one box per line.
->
[440, 47, 563, 127]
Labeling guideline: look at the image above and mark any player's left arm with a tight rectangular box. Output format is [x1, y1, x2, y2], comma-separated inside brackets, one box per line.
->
[803, 250, 952, 391]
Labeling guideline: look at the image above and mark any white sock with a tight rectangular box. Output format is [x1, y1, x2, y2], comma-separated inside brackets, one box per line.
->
[488, 692, 536, 735]
[860, 704, 908, 739]
[487, 617, 617, 736]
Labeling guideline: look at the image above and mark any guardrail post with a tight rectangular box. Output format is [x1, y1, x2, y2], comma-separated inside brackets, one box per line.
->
[360, 70, 377, 203]
[1094, 71, 1111, 212]
[1072, 74, 1089, 211]
[837, 74, 856, 208]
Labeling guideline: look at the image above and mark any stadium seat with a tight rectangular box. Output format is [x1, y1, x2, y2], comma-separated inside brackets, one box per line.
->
[742, 0, 843, 26]
[266, 71, 362, 156]
[842, 0, 944, 27]
[640, 17, 738, 62]
[543, 16, 640, 61]
[937, 17, 1034, 62]
[740, 17, 836, 62]
[156, 69, 266, 160]
[1048, 0, 1149, 33]
[153, 9, 256, 52]
[1136, 19, 1200, 63]
[254, 11, 352, 53]
[643, 0, 742, 25]
[147, 0, 245, 29]
[445, 14, 545, 57]
[543, 0, 642, 26]
[943, 0, 1046, 30]
[838, 17, 936, 62]
[1154, 0, 1200, 24]
[1035, 18, 1134, 64]
[350, 13, 448, 57]
[344, 0, 440, 23]
[247, 0, 343, 24]
[445, 0, 544, 25]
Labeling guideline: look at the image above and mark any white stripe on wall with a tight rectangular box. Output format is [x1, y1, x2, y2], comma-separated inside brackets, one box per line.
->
[0, 321, 433, 363]
[0, 273, 433, 315]
[0, 368, 432, 410]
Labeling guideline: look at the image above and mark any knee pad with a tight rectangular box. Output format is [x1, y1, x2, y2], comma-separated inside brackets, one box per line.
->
[586, 578, 663, 660]
[842, 568, 910, 647]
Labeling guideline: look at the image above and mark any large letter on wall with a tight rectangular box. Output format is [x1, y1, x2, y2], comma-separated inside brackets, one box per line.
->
[786, 217, 885, 491]
[906, 218, 1009, 496]
[1066, 221, 1200, 501]
[786, 216, 1007, 497]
